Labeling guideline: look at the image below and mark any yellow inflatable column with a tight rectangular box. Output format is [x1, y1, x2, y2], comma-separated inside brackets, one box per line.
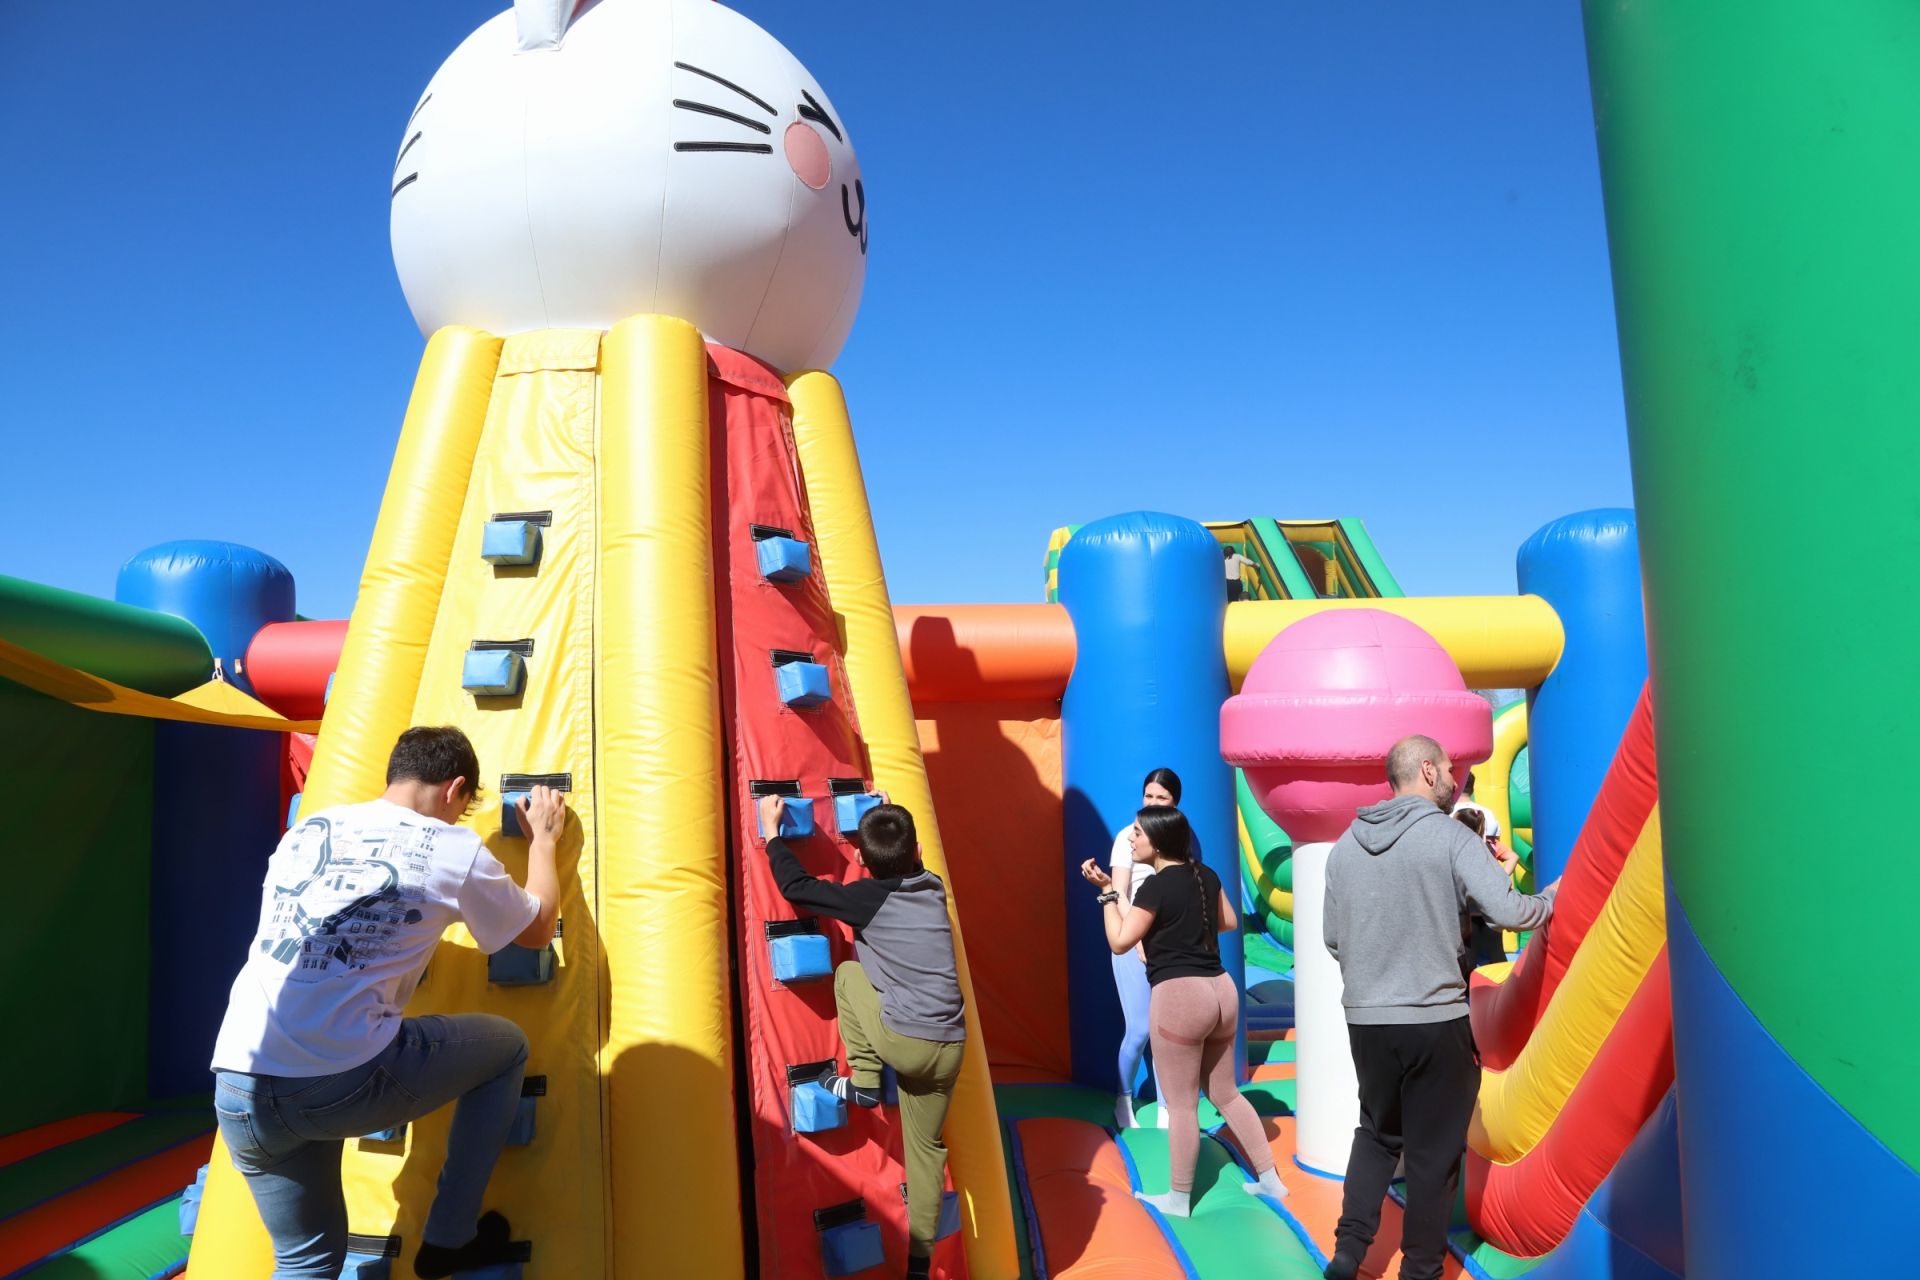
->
[1481, 700, 1528, 846]
[303, 326, 505, 808]
[185, 324, 501, 1280]
[787, 371, 1020, 1280]
[598, 315, 745, 1279]
[339, 328, 608, 1270]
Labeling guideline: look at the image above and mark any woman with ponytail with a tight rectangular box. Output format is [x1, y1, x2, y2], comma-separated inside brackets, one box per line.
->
[1080, 806, 1288, 1215]
[1105, 768, 1184, 1129]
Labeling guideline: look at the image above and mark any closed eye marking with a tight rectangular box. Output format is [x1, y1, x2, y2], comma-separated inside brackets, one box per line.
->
[673, 99, 772, 135]
[674, 61, 776, 116]
[842, 178, 867, 254]
[405, 93, 432, 128]
[674, 141, 774, 154]
[392, 172, 420, 198]
[798, 90, 842, 143]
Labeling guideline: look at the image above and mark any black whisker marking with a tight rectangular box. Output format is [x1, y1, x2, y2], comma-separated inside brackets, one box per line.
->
[393, 131, 423, 175]
[673, 100, 771, 135]
[392, 172, 420, 198]
[674, 61, 776, 116]
[406, 93, 432, 128]
[674, 141, 774, 154]
[798, 90, 842, 143]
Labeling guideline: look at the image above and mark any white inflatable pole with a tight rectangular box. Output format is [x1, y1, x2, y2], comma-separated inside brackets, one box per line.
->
[1290, 840, 1360, 1175]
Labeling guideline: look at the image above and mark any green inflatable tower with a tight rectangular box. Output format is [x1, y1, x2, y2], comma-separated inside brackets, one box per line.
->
[1583, 2, 1920, 1273]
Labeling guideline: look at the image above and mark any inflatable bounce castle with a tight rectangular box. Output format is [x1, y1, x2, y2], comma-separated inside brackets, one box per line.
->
[1, 1, 1914, 1277]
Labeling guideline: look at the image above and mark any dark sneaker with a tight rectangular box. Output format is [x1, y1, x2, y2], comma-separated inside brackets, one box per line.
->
[1323, 1248, 1362, 1280]
[415, 1211, 516, 1279]
[819, 1066, 883, 1109]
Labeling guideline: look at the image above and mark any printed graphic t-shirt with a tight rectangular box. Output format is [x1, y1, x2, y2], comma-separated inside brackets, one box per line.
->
[1131, 862, 1227, 986]
[211, 799, 539, 1077]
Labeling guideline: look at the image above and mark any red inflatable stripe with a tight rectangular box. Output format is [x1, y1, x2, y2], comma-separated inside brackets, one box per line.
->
[245, 620, 347, 720]
[0, 1134, 211, 1276]
[0, 1112, 137, 1171]
[707, 345, 957, 1279]
[1465, 949, 1674, 1256]
[1472, 685, 1658, 1069]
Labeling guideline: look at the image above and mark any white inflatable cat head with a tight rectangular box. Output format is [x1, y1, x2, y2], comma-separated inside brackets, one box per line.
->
[391, 0, 866, 372]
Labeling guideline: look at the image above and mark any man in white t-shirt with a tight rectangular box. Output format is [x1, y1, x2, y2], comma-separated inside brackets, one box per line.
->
[210, 726, 565, 1280]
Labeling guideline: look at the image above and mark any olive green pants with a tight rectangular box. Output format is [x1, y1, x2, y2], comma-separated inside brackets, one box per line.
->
[834, 960, 966, 1259]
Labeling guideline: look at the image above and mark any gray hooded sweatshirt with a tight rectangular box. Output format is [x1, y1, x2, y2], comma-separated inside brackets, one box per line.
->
[1324, 794, 1555, 1025]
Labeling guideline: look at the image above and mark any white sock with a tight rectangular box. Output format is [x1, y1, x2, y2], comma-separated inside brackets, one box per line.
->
[1242, 1167, 1289, 1199]
[1136, 1189, 1191, 1218]
[1114, 1095, 1138, 1130]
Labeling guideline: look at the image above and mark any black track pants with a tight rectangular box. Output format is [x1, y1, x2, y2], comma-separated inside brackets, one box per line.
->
[1333, 1017, 1480, 1280]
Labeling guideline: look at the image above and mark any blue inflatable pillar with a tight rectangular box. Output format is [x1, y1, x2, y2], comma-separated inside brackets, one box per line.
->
[117, 541, 293, 1099]
[1059, 513, 1240, 1089]
[117, 540, 296, 696]
[1515, 511, 1647, 886]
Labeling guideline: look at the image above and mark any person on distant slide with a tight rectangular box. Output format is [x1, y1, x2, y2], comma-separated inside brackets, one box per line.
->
[209, 726, 566, 1280]
[1079, 806, 1290, 1216]
[1319, 735, 1556, 1280]
[1223, 544, 1257, 601]
[1106, 767, 1189, 1130]
[761, 795, 966, 1280]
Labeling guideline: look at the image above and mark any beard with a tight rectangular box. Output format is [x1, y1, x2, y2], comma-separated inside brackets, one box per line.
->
[1435, 777, 1458, 810]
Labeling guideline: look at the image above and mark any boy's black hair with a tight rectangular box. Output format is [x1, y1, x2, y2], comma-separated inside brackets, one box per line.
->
[856, 803, 920, 878]
[386, 726, 481, 799]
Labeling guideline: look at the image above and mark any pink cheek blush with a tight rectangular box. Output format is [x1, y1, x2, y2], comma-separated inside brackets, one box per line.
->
[785, 121, 831, 190]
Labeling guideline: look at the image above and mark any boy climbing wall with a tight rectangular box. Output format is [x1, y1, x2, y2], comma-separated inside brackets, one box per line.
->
[758, 795, 967, 1280]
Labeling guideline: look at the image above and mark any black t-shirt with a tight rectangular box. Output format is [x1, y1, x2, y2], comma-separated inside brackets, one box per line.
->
[1130, 862, 1226, 985]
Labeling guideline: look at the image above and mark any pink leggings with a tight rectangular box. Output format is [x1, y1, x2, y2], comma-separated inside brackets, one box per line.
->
[1149, 971, 1275, 1192]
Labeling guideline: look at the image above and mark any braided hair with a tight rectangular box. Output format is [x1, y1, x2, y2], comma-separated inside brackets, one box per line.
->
[1135, 805, 1215, 956]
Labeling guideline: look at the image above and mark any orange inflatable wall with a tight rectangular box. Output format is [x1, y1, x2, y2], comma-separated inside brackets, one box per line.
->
[916, 700, 1069, 1082]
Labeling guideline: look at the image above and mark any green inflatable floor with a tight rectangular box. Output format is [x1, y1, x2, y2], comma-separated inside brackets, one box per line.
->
[995, 1082, 1321, 1279]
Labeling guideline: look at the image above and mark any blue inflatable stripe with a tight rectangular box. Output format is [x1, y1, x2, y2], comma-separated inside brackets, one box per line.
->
[1522, 1090, 1682, 1280]
[116, 539, 295, 696]
[1515, 511, 1646, 885]
[1004, 1122, 1049, 1280]
[1059, 513, 1240, 1088]
[116, 542, 291, 1103]
[1524, 1209, 1681, 1280]
[1667, 886, 1919, 1277]
[1585, 1091, 1683, 1274]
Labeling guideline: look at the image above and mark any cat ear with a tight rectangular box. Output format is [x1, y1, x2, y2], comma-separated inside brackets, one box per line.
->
[515, 0, 583, 52]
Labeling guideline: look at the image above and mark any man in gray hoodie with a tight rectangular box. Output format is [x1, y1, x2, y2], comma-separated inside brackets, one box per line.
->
[1320, 735, 1556, 1280]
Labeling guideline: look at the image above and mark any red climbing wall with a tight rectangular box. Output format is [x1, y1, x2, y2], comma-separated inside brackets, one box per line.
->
[708, 344, 967, 1280]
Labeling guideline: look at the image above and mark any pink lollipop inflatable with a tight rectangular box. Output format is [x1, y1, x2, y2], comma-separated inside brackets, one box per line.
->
[1221, 609, 1493, 841]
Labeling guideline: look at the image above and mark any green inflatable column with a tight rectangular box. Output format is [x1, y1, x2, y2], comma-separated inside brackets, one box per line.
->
[1582, 2, 1920, 1272]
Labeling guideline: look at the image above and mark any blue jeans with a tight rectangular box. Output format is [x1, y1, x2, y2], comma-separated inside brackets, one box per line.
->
[214, 1013, 529, 1280]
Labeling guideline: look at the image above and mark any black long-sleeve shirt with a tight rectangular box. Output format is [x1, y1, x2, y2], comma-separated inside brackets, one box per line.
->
[766, 838, 967, 1043]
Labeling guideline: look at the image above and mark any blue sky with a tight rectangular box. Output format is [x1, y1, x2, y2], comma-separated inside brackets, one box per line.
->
[2, 1, 1630, 618]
